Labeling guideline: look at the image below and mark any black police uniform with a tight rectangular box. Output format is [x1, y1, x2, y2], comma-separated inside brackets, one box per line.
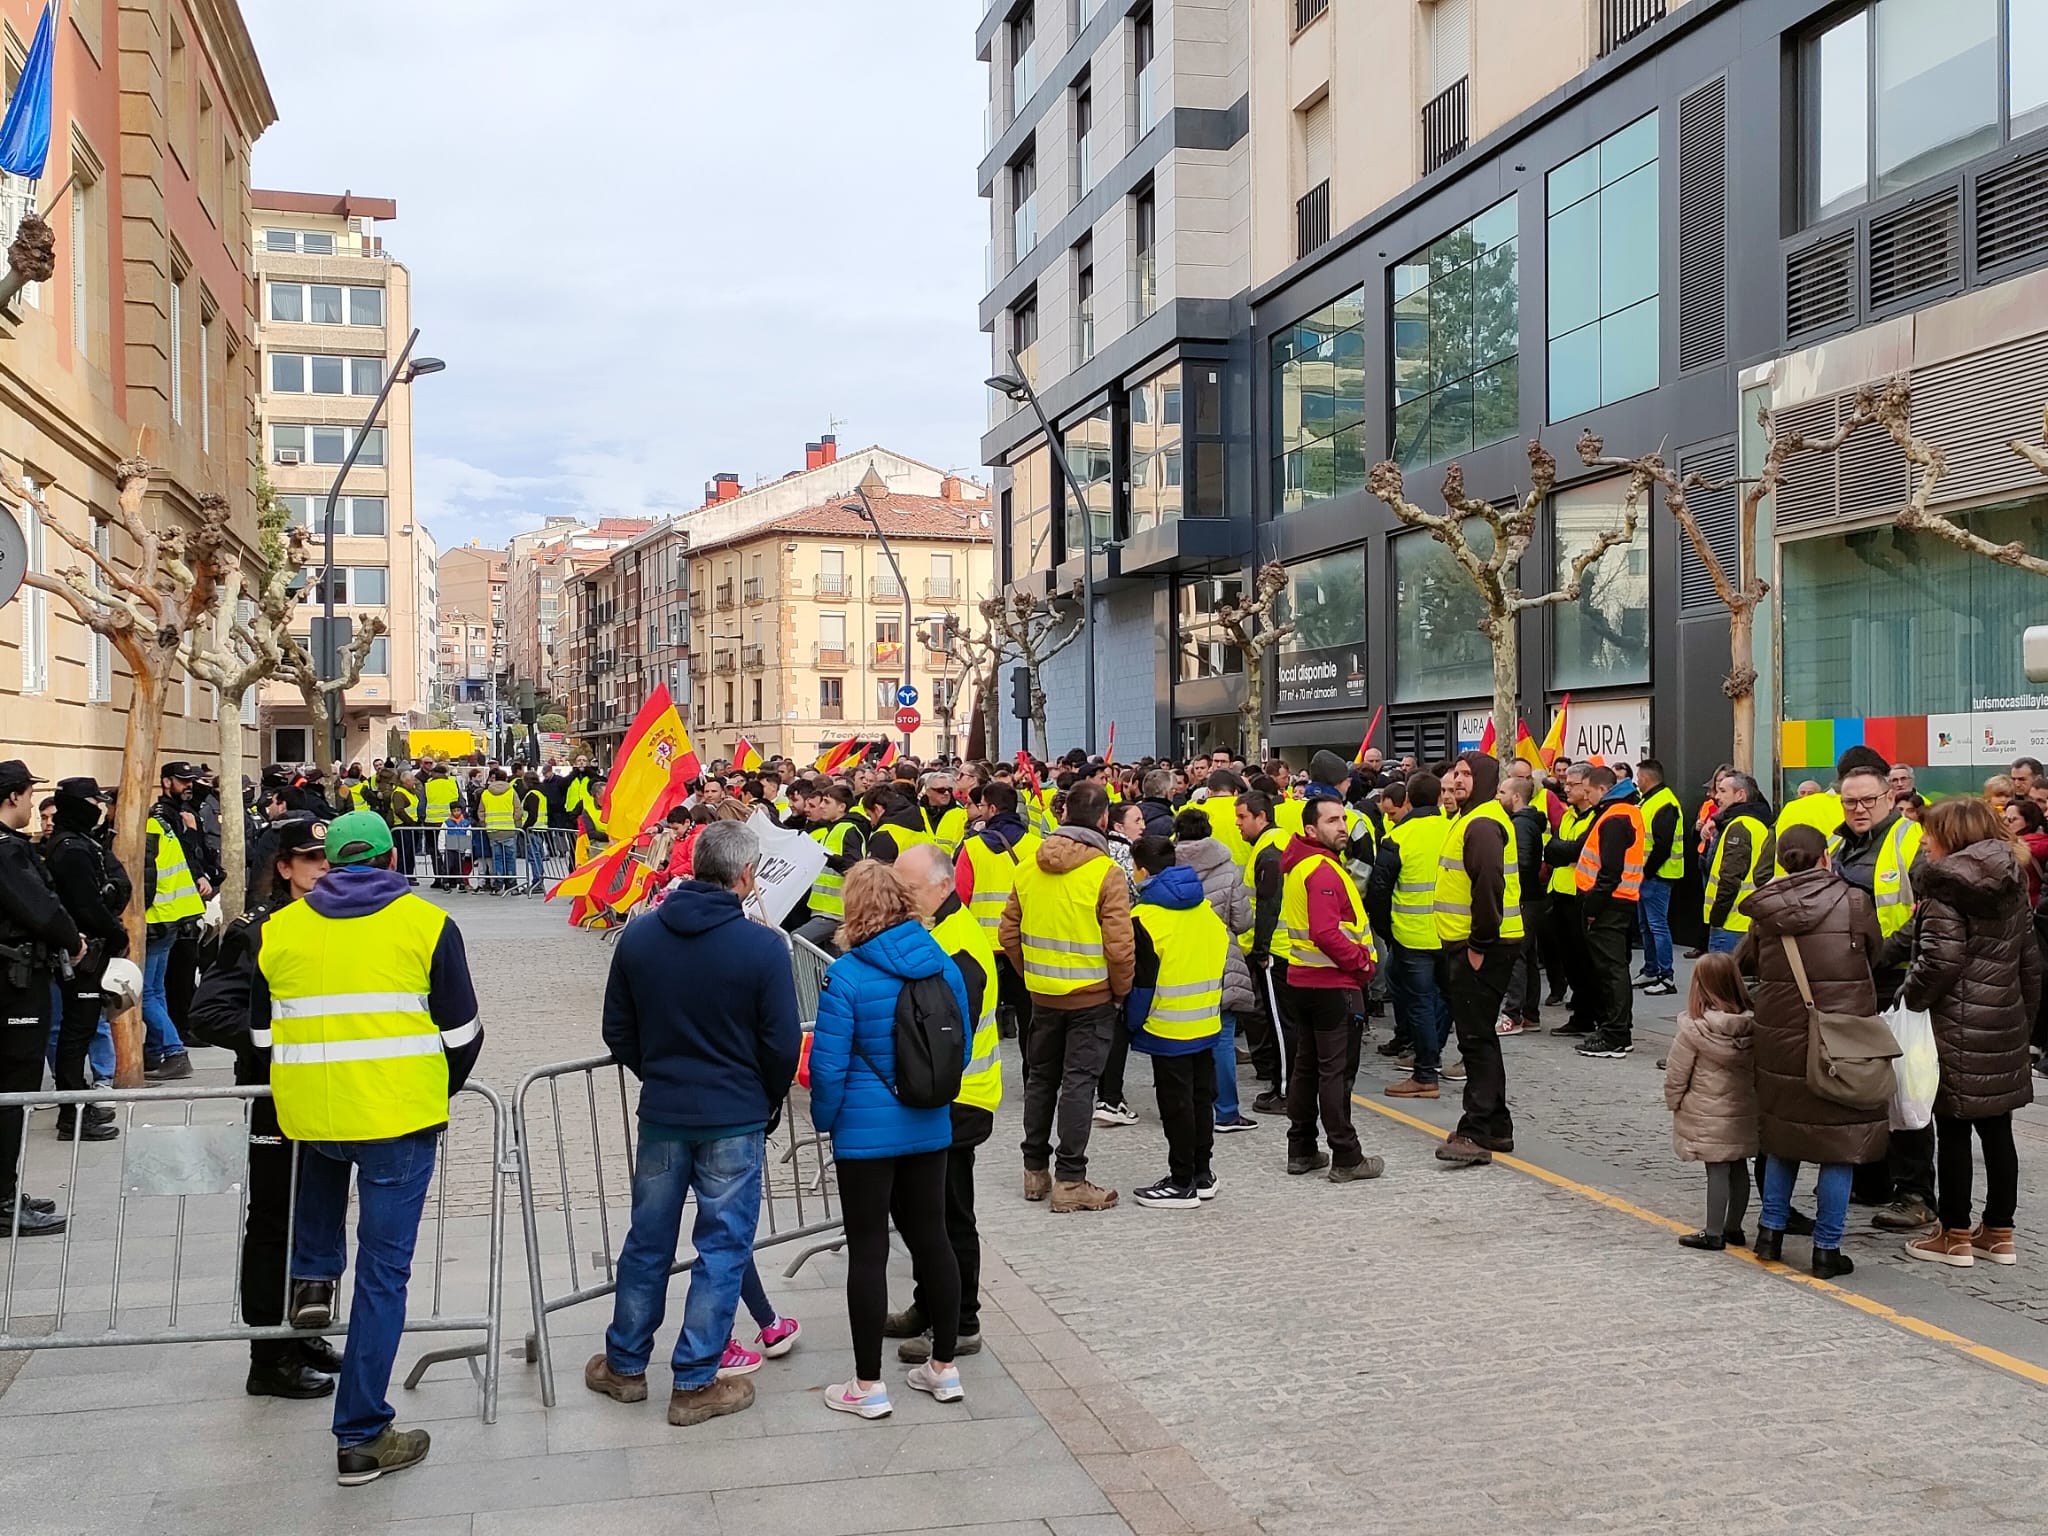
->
[0, 815, 80, 1227]
[40, 795, 131, 1137]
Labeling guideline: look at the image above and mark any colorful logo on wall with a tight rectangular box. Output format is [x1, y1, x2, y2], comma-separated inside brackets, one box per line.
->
[1782, 709, 2048, 770]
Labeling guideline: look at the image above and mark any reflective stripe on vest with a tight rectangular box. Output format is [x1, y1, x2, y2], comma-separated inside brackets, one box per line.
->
[1239, 826, 1292, 960]
[145, 816, 205, 925]
[479, 787, 518, 831]
[1435, 800, 1525, 943]
[1387, 813, 1451, 951]
[1550, 807, 1590, 896]
[1131, 900, 1226, 1042]
[932, 905, 1002, 1112]
[1012, 854, 1115, 994]
[1280, 847, 1374, 970]
[1705, 814, 1769, 933]
[1639, 786, 1685, 880]
[1826, 816, 1921, 938]
[807, 820, 859, 917]
[422, 779, 460, 825]
[257, 893, 459, 1143]
[1574, 801, 1647, 902]
[964, 832, 1040, 936]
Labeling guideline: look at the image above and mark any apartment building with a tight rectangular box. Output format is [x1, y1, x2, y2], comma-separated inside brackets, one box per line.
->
[249, 188, 436, 767]
[502, 516, 653, 715]
[1244, 0, 2048, 811]
[977, 0, 1253, 759]
[0, 0, 275, 781]
[437, 543, 505, 702]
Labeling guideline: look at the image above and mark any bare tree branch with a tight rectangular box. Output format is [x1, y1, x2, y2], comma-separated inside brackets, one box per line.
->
[1215, 561, 1293, 757]
[1871, 374, 2048, 579]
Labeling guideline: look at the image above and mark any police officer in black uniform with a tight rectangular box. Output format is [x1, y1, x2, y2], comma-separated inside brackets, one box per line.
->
[40, 776, 130, 1142]
[188, 815, 344, 1399]
[0, 760, 81, 1236]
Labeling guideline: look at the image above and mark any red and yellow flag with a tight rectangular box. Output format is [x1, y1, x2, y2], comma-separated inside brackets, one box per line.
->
[548, 685, 698, 921]
[873, 738, 900, 768]
[814, 739, 856, 773]
[1538, 694, 1570, 770]
[733, 736, 763, 773]
[1478, 717, 1498, 755]
[1515, 719, 1545, 771]
[1354, 704, 1383, 764]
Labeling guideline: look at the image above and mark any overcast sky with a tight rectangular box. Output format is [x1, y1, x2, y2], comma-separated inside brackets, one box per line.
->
[241, 0, 990, 553]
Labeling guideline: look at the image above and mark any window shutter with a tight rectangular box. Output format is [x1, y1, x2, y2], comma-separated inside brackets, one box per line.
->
[1675, 442, 1738, 615]
[1300, 96, 1331, 190]
[1676, 76, 1727, 371]
[1429, 0, 1469, 96]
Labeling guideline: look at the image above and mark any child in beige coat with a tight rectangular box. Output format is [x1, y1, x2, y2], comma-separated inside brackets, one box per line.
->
[1662, 952, 1760, 1251]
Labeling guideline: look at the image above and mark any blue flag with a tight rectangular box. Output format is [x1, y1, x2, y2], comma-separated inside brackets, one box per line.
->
[0, 3, 57, 181]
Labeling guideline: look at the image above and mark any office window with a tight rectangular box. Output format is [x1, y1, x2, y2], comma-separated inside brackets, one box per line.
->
[1133, 185, 1158, 318]
[364, 637, 390, 676]
[88, 520, 112, 701]
[277, 495, 387, 536]
[1547, 111, 1659, 420]
[169, 277, 184, 424]
[1551, 478, 1650, 689]
[18, 480, 45, 694]
[272, 423, 384, 466]
[1175, 577, 1244, 681]
[268, 283, 382, 325]
[268, 352, 390, 396]
[1006, 440, 1055, 581]
[1272, 550, 1369, 714]
[1075, 83, 1095, 194]
[1270, 288, 1367, 512]
[348, 287, 385, 326]
[1392, 522, 1496, 701]
[1392, 194, 1518, 469]
[1013, 291, 1039, 382]
[1134, 7, 1158, 134]
[1074, 236, 1096, 362]
[199, 316, 212, 450]
[1064, 402, 1113, 552]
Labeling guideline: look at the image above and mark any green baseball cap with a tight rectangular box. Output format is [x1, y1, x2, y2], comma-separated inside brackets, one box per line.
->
[325, 809, 394, 866]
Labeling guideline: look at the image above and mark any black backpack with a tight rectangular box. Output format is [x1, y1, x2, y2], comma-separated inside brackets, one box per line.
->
[858, 974, 965, 1109]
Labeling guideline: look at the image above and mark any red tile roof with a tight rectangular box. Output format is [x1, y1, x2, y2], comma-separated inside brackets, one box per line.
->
[764, 493, 993, 542]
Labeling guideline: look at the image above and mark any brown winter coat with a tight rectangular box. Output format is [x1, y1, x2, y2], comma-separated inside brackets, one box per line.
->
[1733, 868, 1889, 1166]
[1662, 1007, 1759, 1164]
[1899, 838, 2041, 1121]
[999, 827, 1136, 1010]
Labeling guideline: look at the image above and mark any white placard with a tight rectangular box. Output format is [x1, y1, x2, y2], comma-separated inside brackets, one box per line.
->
[1927, 713, 1974, 767]
[1560, 697, 1651, 764]
[743, 808, 828, 926]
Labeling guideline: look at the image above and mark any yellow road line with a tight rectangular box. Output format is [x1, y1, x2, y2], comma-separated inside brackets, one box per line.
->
[1353, 1092, 2048, 1390]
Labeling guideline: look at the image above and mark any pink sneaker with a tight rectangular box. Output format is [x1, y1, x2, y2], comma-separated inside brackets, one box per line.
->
[717, 1337, 763, 1378]
[757, 1316, 801, 1358]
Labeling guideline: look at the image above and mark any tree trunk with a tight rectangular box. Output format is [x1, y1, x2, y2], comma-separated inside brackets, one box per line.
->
[215, 699, 250, 920]
[1030, 674, 1050, 761]
[980, 668, 1002, 763]
[1241, 658, 1264, 761]
[110, 666, 170, 1087]
[1490, 617, 1518, 768]
[1729, 605, 1756, 779]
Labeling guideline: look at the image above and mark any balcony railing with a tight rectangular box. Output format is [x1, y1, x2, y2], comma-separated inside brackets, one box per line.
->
[1077, 134, 1096, 197]
[814, 573, 851, 600]
[742, 644, 764, 669]
[1135, 248, 1157, 320]
[820, 701, 844, 722]
[1011, 43, 1037, 113]
[813, 644, 848, 667]
[1137, 59, 1161, 136]
[873, 641, 904, 668]
[1294, 0, 1328, 30]
[924, 576, 961, 602]
[869, 576, 903, 602]
[743, 577, 766, 603]
[1013, 193, 1038, 265]
[1296, 179, 1330, 259]
[1600, 0, 1665, 55]
[1422, 76, 1468, 176]
[1076, 300, 1095, 363]
[713, 652, 737, 675]
[714, 581, 735, 610]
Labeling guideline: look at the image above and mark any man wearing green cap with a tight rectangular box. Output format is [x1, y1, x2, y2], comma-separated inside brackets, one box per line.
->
[249, 809, 484, 1486]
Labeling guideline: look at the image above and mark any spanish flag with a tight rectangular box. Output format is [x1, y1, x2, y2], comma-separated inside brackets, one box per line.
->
[548, 686, 698, 922]
[1515, 719, 1545, 771]
[815, 739, 856, 773]
[872, 738, 900, 768]
[1538, 694, 1570, 770]
[733, 736, 763, 773]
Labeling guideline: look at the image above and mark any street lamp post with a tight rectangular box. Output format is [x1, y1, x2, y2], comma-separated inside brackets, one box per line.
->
[847, 466, 917, 761]
[316, 326, 445, 766]
[986, 351, 1100, 755]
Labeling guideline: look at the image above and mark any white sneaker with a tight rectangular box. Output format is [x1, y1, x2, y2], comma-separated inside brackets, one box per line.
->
[823, 1380, 892, 1419]
[1092, 1100, 1138, 1126]
[905, 1361, 964, 1403]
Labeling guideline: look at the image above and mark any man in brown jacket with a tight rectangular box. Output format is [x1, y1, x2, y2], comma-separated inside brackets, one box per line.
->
[1001, 781, 1135, 1212]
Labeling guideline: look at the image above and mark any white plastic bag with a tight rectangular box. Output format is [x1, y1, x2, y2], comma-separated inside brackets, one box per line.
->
[1885, 1002, 1937, 1131]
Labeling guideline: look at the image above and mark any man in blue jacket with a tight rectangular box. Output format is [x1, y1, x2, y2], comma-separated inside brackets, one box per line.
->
[587, 820, 802, 1428]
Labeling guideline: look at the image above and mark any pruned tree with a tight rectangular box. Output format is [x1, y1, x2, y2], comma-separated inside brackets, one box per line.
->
[1871, 374, 2048, 579]
[932, 607, 1007, 762]
[1576, 392, 1883, 776]
[982, 585, 1083, 760]
[1215, 561, 1294, 760]
[18, 459, 229, 1084]
[1367, 441, 1642, 763]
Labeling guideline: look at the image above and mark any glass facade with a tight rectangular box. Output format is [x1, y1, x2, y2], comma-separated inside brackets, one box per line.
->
[1391, 194, 1519, 470]
[1129, 366, 1182, 532]
[1175, 576, 1244, 681]
[1270, 289, 1366, 513]
[1064, 404, 1114, 555]
[1551, 477, 1650, 690]
[1272, 548, 1368, 713]
[1006, 441, 1055, 582]
[1546, 111, 1659, 420]
[1391, 522, 1497, 702]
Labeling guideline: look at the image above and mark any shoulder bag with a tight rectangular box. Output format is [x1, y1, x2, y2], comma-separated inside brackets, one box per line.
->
[1782, 934, 1900, 1111]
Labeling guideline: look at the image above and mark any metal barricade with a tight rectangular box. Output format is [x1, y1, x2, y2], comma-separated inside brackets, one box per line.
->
[790, 932, 833, 1025]
[511, 1055, 843, 1406]
[0, 1079, 511, 1424]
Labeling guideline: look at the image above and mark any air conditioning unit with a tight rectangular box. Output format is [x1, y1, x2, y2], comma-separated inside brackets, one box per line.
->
[277, 448, 303, 464]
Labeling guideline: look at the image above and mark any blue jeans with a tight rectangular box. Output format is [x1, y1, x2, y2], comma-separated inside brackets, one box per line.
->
[523, 831, 548, 889]
[141, 935, 185, 1062]
[488, 835, 517, 880]
[1211, 1011, 1240, 1121]
[1708, 926, 1743, 955]
[1761, 1156, 1852, 1250]
[605, 1130, 764, 1389]
[1386, 944, 1452, 1082]
[292, 1130, 439, 1448]
[1638, 879, 1673, 978]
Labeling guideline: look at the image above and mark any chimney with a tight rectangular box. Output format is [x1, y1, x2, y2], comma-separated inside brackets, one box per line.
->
[941, 475, 966, 502]
[820, 434, 838, 465]
[701, 472, 741, 507]
[804, 441, 825, 471]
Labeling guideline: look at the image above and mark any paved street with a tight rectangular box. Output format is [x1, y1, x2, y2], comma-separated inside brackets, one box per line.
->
[3, 893, 2047, 1533]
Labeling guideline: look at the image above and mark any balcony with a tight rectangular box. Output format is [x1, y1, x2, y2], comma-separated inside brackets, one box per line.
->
[1296, 179, 1330, 260]
[1422, 77, 1468, 176]
[714, 581, 735, 610]
[742, 576, 766, 603]
[820, 701, 844, 722]
[1137, 59, 1161, 137]
[814, 573, 852, 600]
[873, 641, 904, 668]
[742, 644, 764, 669]
[1135, 248, 1157, 320]
[924, 576, 961, 602]
[713, 652, 737, 675]
[1599, 0, 1665, 55]
[1011, 44, 1036, 113]
[813, 644, 848, 668]
[869, 576, 903, 602]
[1294, 0, 1328, 29]
[1012, 193, 1038, 265]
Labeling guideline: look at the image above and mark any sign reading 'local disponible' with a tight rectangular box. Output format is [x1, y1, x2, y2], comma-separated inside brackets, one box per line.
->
[1273, 549, 1367, 714]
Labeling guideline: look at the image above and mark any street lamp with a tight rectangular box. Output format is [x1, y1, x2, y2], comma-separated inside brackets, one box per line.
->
[317, 327, 445, 766]
[845, 466, 918, 760]
[986, 351, 1102, 754]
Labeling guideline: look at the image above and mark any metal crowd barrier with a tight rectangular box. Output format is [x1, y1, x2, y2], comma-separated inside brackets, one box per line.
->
[511, 1054, 844, 1406]
[790, 932, 832, 1026]
[395, 825, 578, 896]
[0, 1079, 511, 1424]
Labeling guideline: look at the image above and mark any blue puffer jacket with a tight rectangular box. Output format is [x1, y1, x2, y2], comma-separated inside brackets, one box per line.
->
[809, 919, 971, 1161]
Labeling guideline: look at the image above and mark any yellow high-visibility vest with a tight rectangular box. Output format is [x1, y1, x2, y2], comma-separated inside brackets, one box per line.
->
[1705, 813, 1769, 933]
[479, 786, 518, 831]
[1549, 806, 1590, 896]
[1274, 798, 1305, 837]
[422, 778, 460, 826]
[1239, 825, 1291, 960]
[1387, 812, 1451, 951]
[963, 831, 1041, 937]
[925, 804, 969, 854]
[875, 822, 934, 860]
[1130, 900, 1226, 1043]
[1201, 794, 1251, 870]
[1778, 791, 1845, 877]
[1436, 799, 1525, 943]
[145, 815, 205, 925]
[807, 820, 861, 918]
[256, 893, 474, 1142]
[1639, 786, 1686, 880]
[389, 786, 420, 824]
[1011, 853, 1115, 996]
[1827, 815, 1922, 939]
[1280, 847, 1373, 973]
[932, 903, 1001, 1112]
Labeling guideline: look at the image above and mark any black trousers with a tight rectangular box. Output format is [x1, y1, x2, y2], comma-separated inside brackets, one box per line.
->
[994, 956, 1029, 1046]
[1547, 893, 1592, 1019]
[840, 1150, 956, 1381]
[1096, 1013, 1131, 1106]
[1447, 941, 1517, 1148]
[0, 977, 53, 1205]
[904, 1106, 993, 1336]
[53, 970, 106, 1096]
[1281, 982, 1365, 1167]
[1151, 1050, 1216, 1187]
[166, 934, 202, 1039]
[237, 1046, 301, 1367]
[1243, 963, 1291, 1089]
[1508, 897, 1547, 1021]
[1936, 1112, 2015, 1231]
[1583, 899, 1635, 1043]
[1019, 1000, 1114, 1182]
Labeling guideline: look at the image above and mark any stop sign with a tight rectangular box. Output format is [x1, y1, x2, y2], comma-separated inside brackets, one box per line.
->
[895, 706, 922, 733]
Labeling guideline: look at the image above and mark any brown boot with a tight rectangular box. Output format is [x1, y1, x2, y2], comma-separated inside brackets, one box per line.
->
[669, 1374, 755, 1426]
[584, 1353, 648, 1403]
[1971, 1224, 2017, 1266]
[1022, 1167, 1052, 1202]
[1050, 1179, 1118, 1212]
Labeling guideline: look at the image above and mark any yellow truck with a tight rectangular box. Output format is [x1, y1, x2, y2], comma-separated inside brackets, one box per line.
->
[407, 728, 482, 762]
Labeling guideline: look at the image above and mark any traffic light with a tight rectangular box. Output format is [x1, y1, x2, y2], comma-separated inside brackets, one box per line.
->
[1010, 665, 1031, 721]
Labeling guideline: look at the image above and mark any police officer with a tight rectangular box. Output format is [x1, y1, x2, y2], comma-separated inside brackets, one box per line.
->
[40, 777, 129, 1142]
[250, 811, 482, 1485]
[188, 816, 344, 1399]
[0, 760, 82, 1235]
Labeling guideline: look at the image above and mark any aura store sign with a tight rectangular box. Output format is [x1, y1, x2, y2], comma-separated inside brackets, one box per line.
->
[1273, 549, 1367, 713]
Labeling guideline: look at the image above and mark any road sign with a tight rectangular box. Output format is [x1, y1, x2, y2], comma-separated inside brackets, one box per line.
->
[0, 504, 24, 612]
[896, 684, 919, 708]
[895, 706, 922, 733]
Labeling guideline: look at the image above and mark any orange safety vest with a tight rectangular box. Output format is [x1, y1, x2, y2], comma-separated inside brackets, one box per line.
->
[1695, 799, 1716, 859]
[1574, 800, 1647, 902]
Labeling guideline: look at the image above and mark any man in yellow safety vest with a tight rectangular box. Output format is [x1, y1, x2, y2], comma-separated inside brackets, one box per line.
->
[795, 783, 869, 953]
[1370, 770, 1454, 1098]
[1432, 753, 1521, 1168]
[1703, 769, 1774, 956]
[253, 811, 482, 1487]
